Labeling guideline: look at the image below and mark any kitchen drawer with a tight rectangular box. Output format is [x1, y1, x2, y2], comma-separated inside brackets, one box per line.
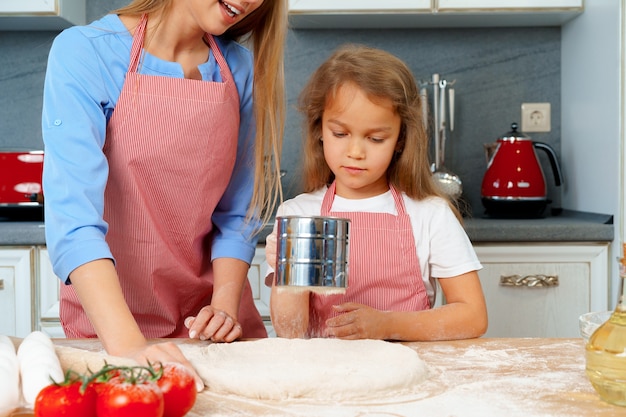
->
[288, 0, 583, 28]
[0, 247, 34, 337]
[248, 245, 275, 336]
[474, 243, 609, 338]
[38, 248, 65, 337]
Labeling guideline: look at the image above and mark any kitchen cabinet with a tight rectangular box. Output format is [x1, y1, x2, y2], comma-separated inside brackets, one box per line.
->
[289, 0, 431, 12]
[0, 0, 86, 31]
[0, 246, 65, 338]
[288, 0, 583, 28]
[438, 0, 583, 9]
[38, 249, 65, 338]
[247, 245, 275, 336]
[474, 242, 609, 338]
[0, 247, 34, 337]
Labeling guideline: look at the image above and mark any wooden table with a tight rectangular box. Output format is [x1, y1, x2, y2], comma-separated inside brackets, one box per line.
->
[14, 338, 626, 416]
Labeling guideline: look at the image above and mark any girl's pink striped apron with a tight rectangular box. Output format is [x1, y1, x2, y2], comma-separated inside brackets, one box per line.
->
[60, 14, 266, 339]
[309, 182, 430, 335]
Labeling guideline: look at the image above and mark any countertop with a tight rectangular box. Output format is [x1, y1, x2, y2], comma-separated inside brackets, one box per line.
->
[0, 209, 614, 247]
[9, 337, 626, 417]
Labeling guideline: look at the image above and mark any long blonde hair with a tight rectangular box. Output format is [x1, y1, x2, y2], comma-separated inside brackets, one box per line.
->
[298, 44, 458, 218]
[113, 0, 287, 228]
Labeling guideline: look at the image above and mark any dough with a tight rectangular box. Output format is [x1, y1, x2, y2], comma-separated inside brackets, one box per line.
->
[179, 338, 429, 401]
[55, 346, 137, 375]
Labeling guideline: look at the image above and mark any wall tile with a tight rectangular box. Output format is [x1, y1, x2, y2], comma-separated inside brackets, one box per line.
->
[0, 2, 560, 217]
[281, 28, 561, 217]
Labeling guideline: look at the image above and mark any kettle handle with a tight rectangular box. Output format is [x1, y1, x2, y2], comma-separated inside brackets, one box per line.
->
[533, 142, 563, 187]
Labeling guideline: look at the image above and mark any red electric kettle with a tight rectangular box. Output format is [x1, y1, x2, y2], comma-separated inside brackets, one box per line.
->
[481, 123, 563, 218]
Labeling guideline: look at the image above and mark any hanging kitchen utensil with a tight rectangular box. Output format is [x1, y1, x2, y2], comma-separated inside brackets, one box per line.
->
[431, 74, 440, 173]
[448, 87, 455, 132]
[420, 86, 429, 134]
[432, 79, 462, 200]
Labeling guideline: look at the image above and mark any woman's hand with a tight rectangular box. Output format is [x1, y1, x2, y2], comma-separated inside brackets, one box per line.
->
[184, 306, 242, 343]
[67, 260, 205, 390]
[325, 303, 389, 340]
[128, 341, 205, 392]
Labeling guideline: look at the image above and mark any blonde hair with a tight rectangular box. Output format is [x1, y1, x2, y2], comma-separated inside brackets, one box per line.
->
[298, 44, 459, 218]
[113, 0, 287, 228]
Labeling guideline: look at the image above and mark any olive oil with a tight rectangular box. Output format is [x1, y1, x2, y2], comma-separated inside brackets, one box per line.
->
[585, 245, 626, 407]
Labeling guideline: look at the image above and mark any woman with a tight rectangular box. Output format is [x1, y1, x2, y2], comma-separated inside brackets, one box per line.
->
[42, 0, 286, 389]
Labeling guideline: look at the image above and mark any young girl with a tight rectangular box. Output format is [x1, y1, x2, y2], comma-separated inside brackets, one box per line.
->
[266, 44, 488, 341]
[42, 0, 286, 389]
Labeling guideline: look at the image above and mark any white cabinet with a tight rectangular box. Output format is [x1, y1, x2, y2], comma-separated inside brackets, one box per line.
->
[474, 243, 609, 338]
[289, 0, 431, 12]
[288, 0, 583, 28]
[0, 247, 34, 337]
[0, 246, 64, 337]
[438, 0, 583, 9]
[0, 0, 86, 30]
[290, 0, 582, 11]
[247, 245, 275, 336]
[37, 249, 65, 338]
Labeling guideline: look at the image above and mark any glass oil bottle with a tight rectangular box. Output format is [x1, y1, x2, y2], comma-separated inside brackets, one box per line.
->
[585, 243, 626, 406]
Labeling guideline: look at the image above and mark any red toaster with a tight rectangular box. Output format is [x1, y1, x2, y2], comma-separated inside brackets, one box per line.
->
[0, 150, 44, 204]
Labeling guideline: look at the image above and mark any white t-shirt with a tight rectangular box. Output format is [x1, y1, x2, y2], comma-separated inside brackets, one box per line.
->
[268, 186, 482, 304]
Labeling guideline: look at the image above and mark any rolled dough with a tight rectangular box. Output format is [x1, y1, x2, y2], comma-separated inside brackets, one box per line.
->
[179, 338, 429, 401]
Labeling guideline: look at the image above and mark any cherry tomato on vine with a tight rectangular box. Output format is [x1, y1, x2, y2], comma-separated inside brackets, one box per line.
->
[156, 363, 197, 417]
[34, 380, 97, 417]
[96, 376, 164, 417]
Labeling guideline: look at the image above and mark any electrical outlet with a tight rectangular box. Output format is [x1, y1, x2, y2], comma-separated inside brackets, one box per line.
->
[521, 103, 551, 132]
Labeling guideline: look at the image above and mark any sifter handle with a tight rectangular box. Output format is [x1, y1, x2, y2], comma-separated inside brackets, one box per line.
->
[420, 87, 429, 135]
[449, 88, 455, 132]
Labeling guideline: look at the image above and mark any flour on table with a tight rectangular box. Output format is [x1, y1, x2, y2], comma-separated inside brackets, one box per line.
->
[179, 338, 429, 402]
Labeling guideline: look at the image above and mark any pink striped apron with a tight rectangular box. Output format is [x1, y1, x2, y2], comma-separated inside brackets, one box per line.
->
[309, 182, 430, 336]
[60, 14, 266, 339]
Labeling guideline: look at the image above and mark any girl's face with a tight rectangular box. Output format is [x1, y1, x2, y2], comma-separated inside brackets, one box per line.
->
[321, 82, 401, 199]
[189, 0, 265, 35]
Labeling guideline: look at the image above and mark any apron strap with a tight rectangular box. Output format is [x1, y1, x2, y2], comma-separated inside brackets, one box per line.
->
[128, 14, 148, 73]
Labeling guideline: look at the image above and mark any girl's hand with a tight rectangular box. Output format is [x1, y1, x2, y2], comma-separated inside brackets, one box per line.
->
[129, 341, 205, 392]
[325, 303, 388, 340]
[265, 231, 278, 270]
[184, 306, 242, 343]
[264, 232, 278, 287]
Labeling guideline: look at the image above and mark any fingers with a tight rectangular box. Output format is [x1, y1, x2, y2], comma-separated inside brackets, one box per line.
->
[265, 232, 277, 268]
[325, 322, 358, 339]
[332, 302, 362, 313]
[184, 316, 195, 330]
[224, 322, 243, 343]
[208, 311, 238, 342]
[326, 312, 355, 329]
[327, 306, 386, 340]
[325, 307, 363, 339]
[134, 342, 205, 392]
[185, 307, 241, 343]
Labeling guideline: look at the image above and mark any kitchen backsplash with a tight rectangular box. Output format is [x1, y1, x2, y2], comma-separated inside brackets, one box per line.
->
[0, 1, 560, 218]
